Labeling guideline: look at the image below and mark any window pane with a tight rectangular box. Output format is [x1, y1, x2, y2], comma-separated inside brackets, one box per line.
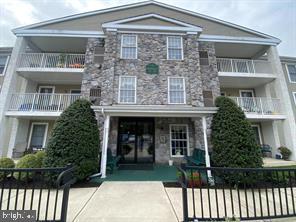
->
[170, 125, 188, 156]
[119, 77, 136, 103]
[288, 65, 296, 82]
[30, 125, 46, 148]
[0, 56, 7, 65]
[122, 36, 136, 47]
[167, 37, 182, 60]
[122, 47, 136, 59]
[169, 78, 185, 104]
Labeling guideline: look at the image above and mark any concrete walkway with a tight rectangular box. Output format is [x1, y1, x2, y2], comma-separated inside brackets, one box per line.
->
[263, 157, 296, 167]
[68, 182, 178, 222]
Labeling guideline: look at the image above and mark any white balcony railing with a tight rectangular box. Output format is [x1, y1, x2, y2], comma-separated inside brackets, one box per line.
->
[230, 97, 282, 115]
[217, 58, 273, 74]
[17, 53, 85, 70]
[8, 93, 81, 112]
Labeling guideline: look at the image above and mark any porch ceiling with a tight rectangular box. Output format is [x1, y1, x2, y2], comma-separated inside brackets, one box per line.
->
[92, 105, 217, 117]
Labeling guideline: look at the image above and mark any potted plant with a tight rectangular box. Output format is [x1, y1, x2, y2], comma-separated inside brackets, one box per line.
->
[177, 171, 202, 187]
[278, 146, 292, 160]
[168, 159, 173, 166]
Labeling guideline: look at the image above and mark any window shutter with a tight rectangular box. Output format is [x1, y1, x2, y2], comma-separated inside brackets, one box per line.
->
[203, 90, 214, 107]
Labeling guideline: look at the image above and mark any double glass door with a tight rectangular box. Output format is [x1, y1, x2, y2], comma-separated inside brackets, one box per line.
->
[118, 118, 154, 164]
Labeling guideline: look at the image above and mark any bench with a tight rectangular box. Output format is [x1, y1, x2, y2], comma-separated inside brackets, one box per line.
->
[185, 148, 206, 166]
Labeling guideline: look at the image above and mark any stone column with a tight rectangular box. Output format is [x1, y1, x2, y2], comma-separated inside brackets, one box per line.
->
[267, 46, 296, 160]
[0, 37, 28, 156]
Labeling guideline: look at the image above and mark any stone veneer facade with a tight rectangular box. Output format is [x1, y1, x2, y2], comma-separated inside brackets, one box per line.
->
[81, 31, 220, 163]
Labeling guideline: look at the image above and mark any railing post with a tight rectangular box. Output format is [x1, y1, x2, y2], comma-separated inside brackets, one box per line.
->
[230, 59, 234, 72]
[259, 98, 264, 114]
[58, 94, 62, 111]
[40, 54, 45, 68]
[31, 94, 36, 111]
[64, 55, 68, 68]
[252, 60, 256, 73]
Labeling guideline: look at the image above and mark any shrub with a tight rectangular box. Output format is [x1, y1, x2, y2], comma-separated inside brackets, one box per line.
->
[35, 151, 46, 167]
[14, 154, 39, 181]
[278, 146, 292, 160]
[44, 99, 100, 181]
[0, 157, 15, 180]
[211, 97, 263, 184]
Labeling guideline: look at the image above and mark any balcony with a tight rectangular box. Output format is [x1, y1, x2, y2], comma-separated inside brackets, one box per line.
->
[16, 53, 85, 84]
[217, 58, 276, 88]
[6, 93, 81, 117]
[229, 97, 285, 120]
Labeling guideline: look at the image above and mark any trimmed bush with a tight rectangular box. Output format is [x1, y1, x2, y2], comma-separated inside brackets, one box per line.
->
[15, 154, 39, 180]
[0, 157, 15, 180]
[278, 146, 292, 160]
[35, 151, 46, 167]
[211, 97, 263, 169]
[44, 99, 100, 181]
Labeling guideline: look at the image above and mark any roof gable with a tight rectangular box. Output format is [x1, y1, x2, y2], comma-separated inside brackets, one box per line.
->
[13, 0, 280, 42]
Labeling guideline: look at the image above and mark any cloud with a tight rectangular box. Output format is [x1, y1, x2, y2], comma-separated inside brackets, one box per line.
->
[0, 0, 295, 56]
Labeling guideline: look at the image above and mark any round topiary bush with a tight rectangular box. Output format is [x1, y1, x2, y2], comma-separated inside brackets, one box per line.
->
[14, 154, 39, 181]
[43, 99, 100, 181]
[0, 157, 15, 180]
[211, 97, 263, 168]
[35, 151, 46, 168]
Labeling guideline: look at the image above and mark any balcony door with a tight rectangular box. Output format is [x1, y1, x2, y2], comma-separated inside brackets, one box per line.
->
[28, 123, 48, 150]
[37, 86, 55, 110]
[118, 118, 154, 164]
[239, 90, 256, 113]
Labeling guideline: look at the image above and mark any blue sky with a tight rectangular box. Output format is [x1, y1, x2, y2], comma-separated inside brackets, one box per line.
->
[0, 0, 295, 56]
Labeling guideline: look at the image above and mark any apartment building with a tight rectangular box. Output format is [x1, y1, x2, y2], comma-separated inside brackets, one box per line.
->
[0, 47, 12, 92]
[0, 1, 295, 177]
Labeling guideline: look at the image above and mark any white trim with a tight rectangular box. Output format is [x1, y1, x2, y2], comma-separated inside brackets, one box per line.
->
[117, 30, 187, 35]
[12, 1, 279, 42]
[103, 24, 200, 33]
[199, 34, 280, 45]
[0, 55, 10, 76]
[14, 29, 105, 38]
[168, 77, 186, 104]
[169, 124, 189, 157]
[120, 34, 138, 59]
[38, 86, 55, 94]
[245, 113, 286, 120]
[251, 124, 263, 144]
[103, 13, 199, 28]
[293, 92, 296, 106]
[285, 63, 296, 83]
[239, 89, 255, 98]
[27, 122, 49, 149]
[118, 76, 137, 104]
[167, 36, 184, 60]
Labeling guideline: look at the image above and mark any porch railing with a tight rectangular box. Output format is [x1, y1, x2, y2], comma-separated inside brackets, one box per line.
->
[0, 165, 75, 222]
[8, 93, 81, 112]
[17, 53, 85, 70]
[217, 58, 273, 74]
[229, 97, 282, 115]
[179, 165, 296, 221]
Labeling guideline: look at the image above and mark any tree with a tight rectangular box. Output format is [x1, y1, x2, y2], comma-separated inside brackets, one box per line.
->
[211, 96, 263, 169]
[44, 99, 100, 181]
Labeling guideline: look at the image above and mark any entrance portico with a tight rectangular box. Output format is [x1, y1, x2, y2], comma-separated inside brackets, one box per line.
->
[93, 105, 217, 178]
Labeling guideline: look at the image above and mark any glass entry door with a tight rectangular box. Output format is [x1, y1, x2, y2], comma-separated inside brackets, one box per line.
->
[118, 118, 154, 164]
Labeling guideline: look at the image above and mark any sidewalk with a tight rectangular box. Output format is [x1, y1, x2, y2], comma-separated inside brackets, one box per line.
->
[68, 182, 178, 222]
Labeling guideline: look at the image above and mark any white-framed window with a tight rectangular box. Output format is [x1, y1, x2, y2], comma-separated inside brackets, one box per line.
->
[119, 76, 136, 103]
[199, 51, 209, 65]
[251, 124, 263, 145]
[167, 36, 183, 60]
[293, 92, 296, 105]
[121, 35, 137, 59]
[28, 122, 49, 149]
[0, 55, 10, 75]
[286, 64, 296, 83]
[170, 124, 189, 157]
[168, 77, 186, 104]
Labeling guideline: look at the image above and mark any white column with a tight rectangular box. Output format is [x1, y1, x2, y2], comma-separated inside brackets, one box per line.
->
[0, 37, 28, 156]
[202, 116, 212, 178]
[272, 121, 281, 150]
[267, 46, 296, 160]
[100, 115, 110, 178]
[7, 119, 19, 158]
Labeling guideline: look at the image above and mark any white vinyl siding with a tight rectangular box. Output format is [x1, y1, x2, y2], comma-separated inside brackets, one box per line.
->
[170, 124, 189, 157]
[287, 64, 296, 83]
[168, 77, 186, 104]
[167, 36, 183, 60]
[121, 35, 137, 59]
[119, 76, 136, 103]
